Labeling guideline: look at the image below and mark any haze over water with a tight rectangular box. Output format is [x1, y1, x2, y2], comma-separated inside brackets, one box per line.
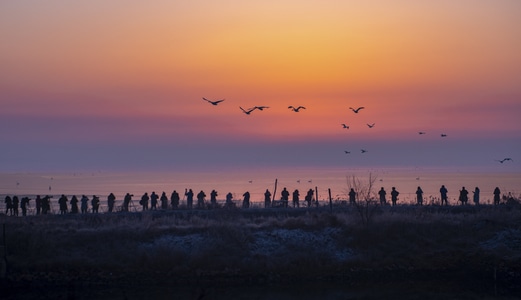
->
[2, 166, 519, 209]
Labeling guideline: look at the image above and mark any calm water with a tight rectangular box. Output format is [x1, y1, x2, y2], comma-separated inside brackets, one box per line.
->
[1, 167, 520, 211]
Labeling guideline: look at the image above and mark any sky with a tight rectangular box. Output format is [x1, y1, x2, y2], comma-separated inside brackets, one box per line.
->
[1, 0, 520, 172]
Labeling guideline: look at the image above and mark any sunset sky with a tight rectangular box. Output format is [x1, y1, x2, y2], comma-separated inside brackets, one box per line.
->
[1, 1, 520, 172]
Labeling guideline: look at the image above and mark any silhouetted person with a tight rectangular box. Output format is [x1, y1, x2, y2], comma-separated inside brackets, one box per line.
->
[140, 193, 149, 211]
[20, 197, 30, 216]
[35, 195, 42, 215]
[281, 188, 289, 208]
[305, 189, 314, 207]
[81, 195, 89, 213]
[459, 187, 468, 205]
[292, 189, 300, 208]
[391, 187, 399, 206]
[264, 189, 272, 208]
[242, 191, 250, 208]
[91, 195, 100, 213]
[58, 194, 68, 214]
[12, 196, 19, 216]
[440, 185, 448, 206]
[185, 189, 194, 209]
[416, 187, 423, 205]
[107, 193, 116, 213]
[42, 196, 51, 214]
[493, 187, 501, 205]
[348, 188, 356, 205]
[4, 196, 12, 215]
[197, 190, 206, 209]
[70, 195, 79, 214]
[473, 187, 480, 205]
[210, 190, 218, 208]
[225, 192, 234, 208]
[171, 190, 180, 209]
[160, 192, 168, 209]
[378, 187, 387, 205]
[150, 192, 159, 210]
[123, 193, 133, 212]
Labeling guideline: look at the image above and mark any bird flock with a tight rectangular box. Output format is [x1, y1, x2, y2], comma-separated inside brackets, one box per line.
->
[201, 97, 513, 164]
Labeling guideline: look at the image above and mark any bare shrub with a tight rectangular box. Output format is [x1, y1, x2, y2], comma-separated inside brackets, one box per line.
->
[346, 173, 380, 226]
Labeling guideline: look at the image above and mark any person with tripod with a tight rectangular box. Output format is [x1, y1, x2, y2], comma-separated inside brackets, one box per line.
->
[123, 193, 133, 212]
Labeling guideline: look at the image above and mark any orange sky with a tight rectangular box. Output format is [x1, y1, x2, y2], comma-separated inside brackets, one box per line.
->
[1, 1, 520, 170]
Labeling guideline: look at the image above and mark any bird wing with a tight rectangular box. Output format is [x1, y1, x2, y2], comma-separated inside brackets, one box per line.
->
[202, 97, 211, 102]
[288, 106, 294, 109]
[298, 106, 306, 109]
[214, 99, 225, 104]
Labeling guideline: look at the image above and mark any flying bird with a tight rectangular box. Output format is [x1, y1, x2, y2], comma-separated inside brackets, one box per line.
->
[367, 123, 375, 128]
[239, 106, 257, 115]
[418, 131, 426, 135]
[202, 97, 225, 105]
[341, 124, 349, 129]
[344, 150, 351, 154]
[441, 134, 447, 137]
[349, 107, 365, 113]
[288, 106, 306, 112]
[496, 158, 513, 163]
[361, 149, 368, 153]
[254, 106, 270, 111]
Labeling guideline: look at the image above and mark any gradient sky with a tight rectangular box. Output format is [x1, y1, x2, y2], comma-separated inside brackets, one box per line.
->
[1, 0, 520, 172]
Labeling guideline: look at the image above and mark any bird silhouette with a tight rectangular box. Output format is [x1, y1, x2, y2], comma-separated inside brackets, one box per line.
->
[341, 124, 349, 129]
[418, 131, 426, 135]
[239, 106, 257, 115]
[441, 134, 447, 137]
[361, 149, 367, 153]
[288, 106, 306, 112]
[496, 158, 513, 163]
[367, 123, 375, 128]
[344, 150, 351, 154]
[254, 106, 270, 111]
[349, 107, 365, 113]
[202, 97, 225, 105]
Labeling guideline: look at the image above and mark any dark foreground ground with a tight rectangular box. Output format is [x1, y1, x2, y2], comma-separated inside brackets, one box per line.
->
[1, 203, 520, 299]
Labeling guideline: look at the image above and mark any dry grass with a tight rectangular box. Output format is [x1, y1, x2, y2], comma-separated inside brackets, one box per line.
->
[1, 202, 521, 288]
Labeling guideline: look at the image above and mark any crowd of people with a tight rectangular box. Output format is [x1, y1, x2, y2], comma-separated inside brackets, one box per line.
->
[1, 185, 514, 216]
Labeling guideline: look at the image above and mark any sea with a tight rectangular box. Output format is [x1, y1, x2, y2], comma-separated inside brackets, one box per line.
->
[1, 166, 520, 212]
